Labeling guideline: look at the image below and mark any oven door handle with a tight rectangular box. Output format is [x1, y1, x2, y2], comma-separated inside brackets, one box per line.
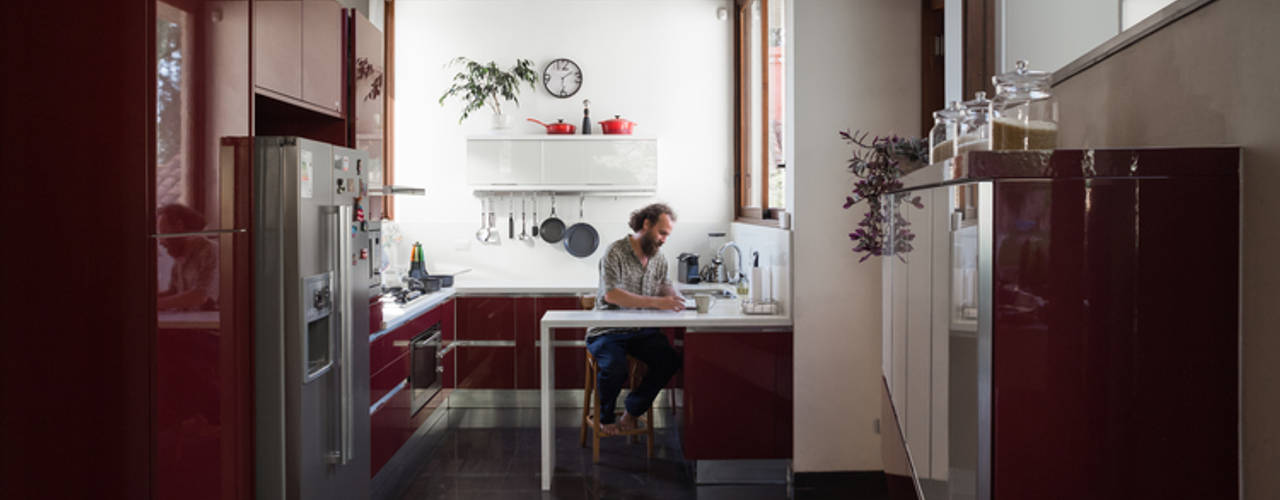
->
[413, 328, 443, 349]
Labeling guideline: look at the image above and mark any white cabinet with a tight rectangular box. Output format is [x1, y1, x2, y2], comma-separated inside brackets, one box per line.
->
[466, 137, 657, 191]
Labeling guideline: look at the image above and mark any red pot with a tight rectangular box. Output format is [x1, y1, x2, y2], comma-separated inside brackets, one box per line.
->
[527, 118, 576, 134]
[599, 115, 636, 135]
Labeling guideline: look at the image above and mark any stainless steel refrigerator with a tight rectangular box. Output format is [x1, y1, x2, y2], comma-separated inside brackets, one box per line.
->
[253, 136, 372, 500]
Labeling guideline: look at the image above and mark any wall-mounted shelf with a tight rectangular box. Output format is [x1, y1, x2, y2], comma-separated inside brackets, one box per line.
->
[466, 137, 657, 192]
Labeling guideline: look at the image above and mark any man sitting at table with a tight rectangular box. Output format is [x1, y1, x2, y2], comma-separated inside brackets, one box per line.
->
[588, 203, 685, 436]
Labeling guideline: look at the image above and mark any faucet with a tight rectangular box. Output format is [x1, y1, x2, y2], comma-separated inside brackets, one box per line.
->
[716, 241, 744, 285]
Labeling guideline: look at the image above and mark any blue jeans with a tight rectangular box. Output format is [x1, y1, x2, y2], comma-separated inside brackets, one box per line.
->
[586, 328, 681, 424]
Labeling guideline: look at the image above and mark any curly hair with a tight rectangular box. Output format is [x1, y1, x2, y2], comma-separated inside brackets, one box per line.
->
[628, 203, 677, 232]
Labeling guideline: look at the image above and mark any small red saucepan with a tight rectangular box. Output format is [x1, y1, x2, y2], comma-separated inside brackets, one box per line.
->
[527, 118, 576, 135]
[599, 115, 636, 135]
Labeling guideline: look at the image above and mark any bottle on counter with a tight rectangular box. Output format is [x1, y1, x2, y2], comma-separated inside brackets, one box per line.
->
[581, 99, 592, 135]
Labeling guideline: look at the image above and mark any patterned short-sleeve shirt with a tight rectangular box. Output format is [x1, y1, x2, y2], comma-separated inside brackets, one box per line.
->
[587, 236, 670, 339]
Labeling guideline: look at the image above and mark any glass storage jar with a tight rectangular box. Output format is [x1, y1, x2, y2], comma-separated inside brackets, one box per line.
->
[990, 60, 1058, 150]
[956, 91, 992, 157]
[929, 101, 967, 164]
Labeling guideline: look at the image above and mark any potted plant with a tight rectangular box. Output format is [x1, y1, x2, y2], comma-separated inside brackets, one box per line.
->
[839, 130, 928, 262]
[438, 57, 538, 129]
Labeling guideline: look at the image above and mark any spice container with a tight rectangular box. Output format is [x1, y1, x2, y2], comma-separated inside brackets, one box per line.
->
[929, 101, 967, 164]
[990, 60, 1058, 150]
[956, 91, 992, 157]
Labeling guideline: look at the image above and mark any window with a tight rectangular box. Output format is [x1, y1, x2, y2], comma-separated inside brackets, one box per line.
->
[156, 1, 192, 210]
[736, 0, 786, 223]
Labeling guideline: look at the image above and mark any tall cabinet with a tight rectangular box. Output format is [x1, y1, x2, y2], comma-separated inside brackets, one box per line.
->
[880, 149, 1240, 500]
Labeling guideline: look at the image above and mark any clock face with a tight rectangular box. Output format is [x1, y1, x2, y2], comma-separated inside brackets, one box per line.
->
[542, 58, 582, 98]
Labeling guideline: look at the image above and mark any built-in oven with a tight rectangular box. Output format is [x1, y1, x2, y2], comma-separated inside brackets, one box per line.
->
[410, 323, 443, 415]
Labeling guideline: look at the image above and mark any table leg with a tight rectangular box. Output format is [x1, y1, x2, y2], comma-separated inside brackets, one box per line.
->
[540, 323, 555, 491]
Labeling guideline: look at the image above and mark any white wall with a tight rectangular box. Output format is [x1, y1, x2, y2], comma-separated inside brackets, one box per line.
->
[394, 0, 734, 284]
[792, 0, 920, 472]
[1000, 0, 1119, 73]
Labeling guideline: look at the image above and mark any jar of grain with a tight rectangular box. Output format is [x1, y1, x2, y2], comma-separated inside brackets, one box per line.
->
[990, 60, 1058, 150]
[929, 101, 967, 164]
[956, 91, 992, 157]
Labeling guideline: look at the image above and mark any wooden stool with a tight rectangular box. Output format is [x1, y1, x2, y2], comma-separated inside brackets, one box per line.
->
[580, 351, 655, 463]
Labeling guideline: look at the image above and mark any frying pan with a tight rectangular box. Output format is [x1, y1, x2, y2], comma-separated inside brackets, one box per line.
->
[539, 193, 566, 243]
[563, 195, 599, 258]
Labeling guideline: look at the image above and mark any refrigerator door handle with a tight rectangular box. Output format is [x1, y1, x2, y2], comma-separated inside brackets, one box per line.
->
[337, 205, 355, 466]
[324, 205, 356, 466]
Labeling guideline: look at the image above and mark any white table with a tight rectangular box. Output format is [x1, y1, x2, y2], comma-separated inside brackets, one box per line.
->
[538, 307, 791, 490]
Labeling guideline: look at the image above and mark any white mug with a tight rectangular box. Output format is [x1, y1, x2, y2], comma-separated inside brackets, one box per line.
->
[694, 294, 716, 314]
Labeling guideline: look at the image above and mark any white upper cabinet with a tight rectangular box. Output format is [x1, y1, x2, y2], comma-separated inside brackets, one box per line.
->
[466, 137, 657, 191]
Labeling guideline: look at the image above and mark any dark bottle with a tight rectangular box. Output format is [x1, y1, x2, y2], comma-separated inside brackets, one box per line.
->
[581, 99, 591, 135]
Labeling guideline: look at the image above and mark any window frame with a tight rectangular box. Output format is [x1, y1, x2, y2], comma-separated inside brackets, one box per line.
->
[734, 0, 782, 227]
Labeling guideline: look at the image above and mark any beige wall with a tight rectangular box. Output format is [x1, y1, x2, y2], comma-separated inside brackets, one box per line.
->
[792, 0, 921, 472]
[1051, 0, 1278, 497]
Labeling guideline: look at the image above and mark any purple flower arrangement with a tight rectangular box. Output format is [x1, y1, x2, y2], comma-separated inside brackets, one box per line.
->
[839, 130, 927, 262]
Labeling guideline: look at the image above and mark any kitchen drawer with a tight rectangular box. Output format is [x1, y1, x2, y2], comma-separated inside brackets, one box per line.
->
[370, 378, 410, 477]
[455, 346, 515, 389]
[370, 323, 411, 377]
[370, 351, 409, 406]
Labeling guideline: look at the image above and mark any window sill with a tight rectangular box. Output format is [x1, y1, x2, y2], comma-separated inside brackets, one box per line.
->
[734, 216, 782, 229]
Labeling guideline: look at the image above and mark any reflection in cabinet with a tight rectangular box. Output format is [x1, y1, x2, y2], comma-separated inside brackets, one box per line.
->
[881, 149, 1241, 500]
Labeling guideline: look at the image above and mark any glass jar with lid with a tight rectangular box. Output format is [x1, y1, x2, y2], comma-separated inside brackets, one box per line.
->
[990, 60, 1058, 150]
[929, 101, 967, 164]
[956, 91, 992, 157]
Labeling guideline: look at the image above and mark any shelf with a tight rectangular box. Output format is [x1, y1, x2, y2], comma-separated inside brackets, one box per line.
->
[466, 134, 655, 141]
[471, 185, 655, 196]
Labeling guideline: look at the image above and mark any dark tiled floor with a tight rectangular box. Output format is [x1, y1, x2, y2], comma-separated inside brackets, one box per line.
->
[396, 408, 891, 499]
[397, 408, 792, 500]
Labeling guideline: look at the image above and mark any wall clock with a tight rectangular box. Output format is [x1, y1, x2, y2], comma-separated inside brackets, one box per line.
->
[542, 58, 582, 98]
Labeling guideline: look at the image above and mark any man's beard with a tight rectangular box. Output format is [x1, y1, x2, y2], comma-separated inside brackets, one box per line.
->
[640, 231, 661, 257]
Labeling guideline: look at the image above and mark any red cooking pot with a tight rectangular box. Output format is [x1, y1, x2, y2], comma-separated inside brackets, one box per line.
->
[599, 115, 636, 135]
[527, 118, 576, 134]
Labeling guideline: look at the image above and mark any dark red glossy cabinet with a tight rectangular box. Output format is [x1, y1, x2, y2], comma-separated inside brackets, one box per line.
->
[881, 149, 1240, 500]
[453, 296, 518, 389]
[682, 330, 793, 460]
[369, 299, 454, 477]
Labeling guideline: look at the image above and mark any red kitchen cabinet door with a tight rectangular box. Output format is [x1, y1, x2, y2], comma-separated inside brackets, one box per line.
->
[456, 296, 516, 340]
[369, 374, 411, 477]
[253, 0, 302, 98]
[302, 0, 343, 113]
[155, 232, 253, 500]
[455, 347, 516, 389]
[682, 330, 792, 460]
[515, 298, 538, 389]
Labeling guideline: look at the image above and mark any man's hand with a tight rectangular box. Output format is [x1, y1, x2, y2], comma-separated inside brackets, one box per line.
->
[651, 295, 685, 312]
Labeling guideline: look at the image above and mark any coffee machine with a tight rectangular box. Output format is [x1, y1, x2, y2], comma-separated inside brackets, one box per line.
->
[677, 253, 700, 284]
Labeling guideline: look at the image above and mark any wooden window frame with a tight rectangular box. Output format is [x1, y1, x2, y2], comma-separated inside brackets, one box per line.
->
[382, 0, 396, 219]
[734, 0, 780, 227]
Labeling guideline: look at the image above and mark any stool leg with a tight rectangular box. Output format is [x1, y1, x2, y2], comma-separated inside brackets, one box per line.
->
[627, 360, 640, 445]
[580, 356, 593, 448]
[646, 407, 655, 459]
[592, 380, 602, 464]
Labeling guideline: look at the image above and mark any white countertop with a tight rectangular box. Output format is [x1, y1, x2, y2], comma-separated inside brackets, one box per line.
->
[370, 281, 786, 339]
[540, 297, 790, 329]
[371, 288, 457, 340]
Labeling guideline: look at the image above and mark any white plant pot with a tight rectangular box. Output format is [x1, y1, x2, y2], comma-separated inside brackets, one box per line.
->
[491, 113, 514, 129]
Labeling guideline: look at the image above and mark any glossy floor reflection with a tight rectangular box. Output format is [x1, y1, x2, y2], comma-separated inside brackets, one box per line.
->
[396, 408, 885, 500]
